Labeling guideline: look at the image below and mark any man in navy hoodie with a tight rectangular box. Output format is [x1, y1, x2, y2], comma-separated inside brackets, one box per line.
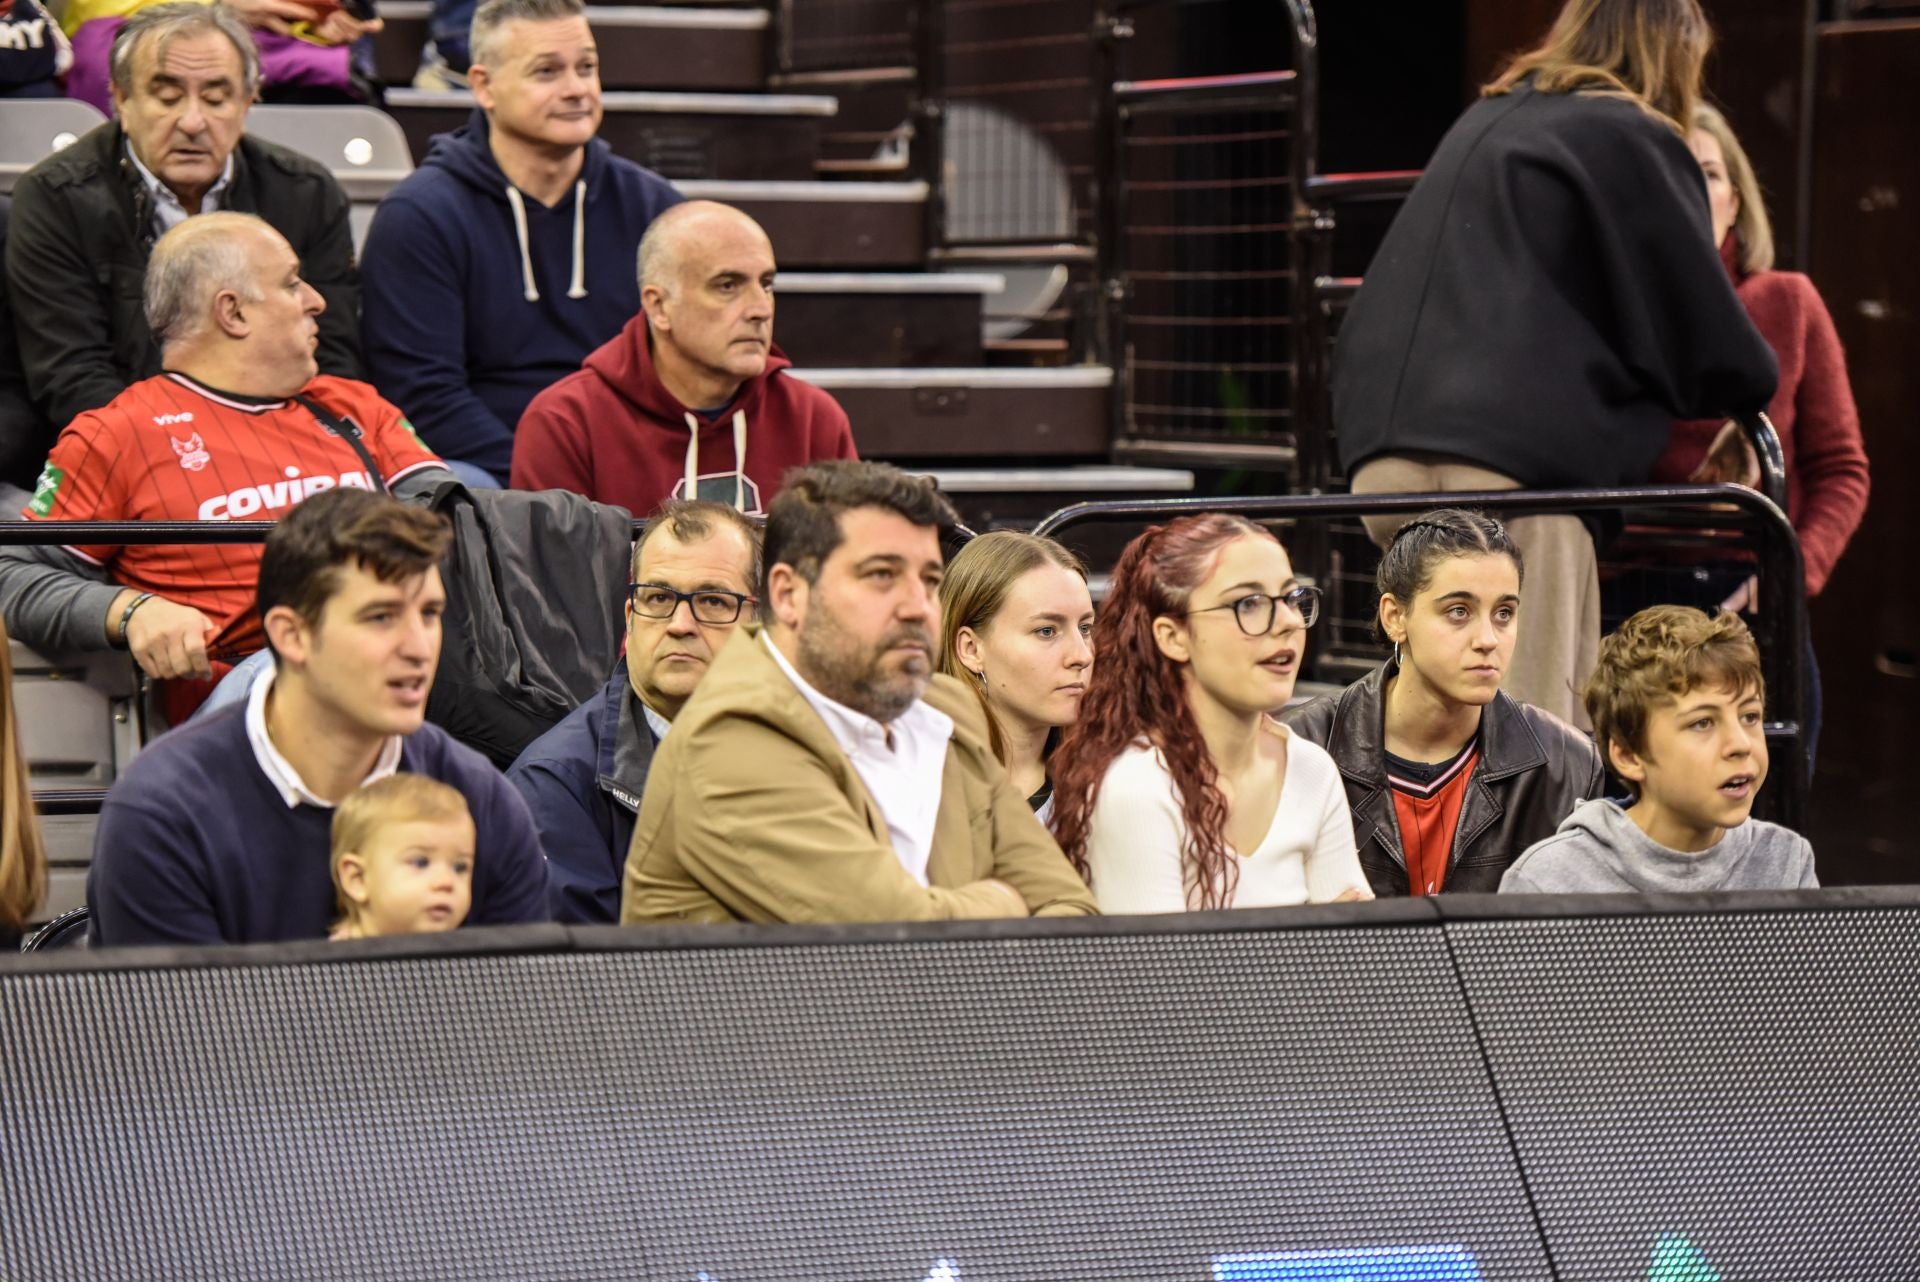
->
[87, 487, 551, 946]
[359, 0, 680, 486]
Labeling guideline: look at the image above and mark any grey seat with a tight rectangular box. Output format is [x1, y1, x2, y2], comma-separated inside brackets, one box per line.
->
[243, 103, 415, 202]
[0, 98, 110, 196]
[13, 639, 145, 920]
[243, 104, 416, 255]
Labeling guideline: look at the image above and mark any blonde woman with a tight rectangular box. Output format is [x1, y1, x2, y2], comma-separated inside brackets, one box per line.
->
[1332, 0, 1780, 730]
[1652, 103, 1870, 602]
[1641, 103, 1870, 764]
[0, 613, 47, 948]
[937, 531, 1094, 821]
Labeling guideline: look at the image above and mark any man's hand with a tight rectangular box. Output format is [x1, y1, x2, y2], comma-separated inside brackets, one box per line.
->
[1690, 419, 1762, 489]
[311, 9, 383, 44]
[114, 591, 217, 680]
[974, 878, 1032, 918]
[222, 0, 320, 36]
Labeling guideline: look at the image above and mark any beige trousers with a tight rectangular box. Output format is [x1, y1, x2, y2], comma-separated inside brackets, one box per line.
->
[1350, 455, 1598, 731]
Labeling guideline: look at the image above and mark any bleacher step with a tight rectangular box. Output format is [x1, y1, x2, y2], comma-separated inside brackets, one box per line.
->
[371, 3, 767, 91]
[676, 179, 927, 268]
[788, 366, 1112, 460]
[775, 272, 1002, 367]
[384, 88, 837, 181]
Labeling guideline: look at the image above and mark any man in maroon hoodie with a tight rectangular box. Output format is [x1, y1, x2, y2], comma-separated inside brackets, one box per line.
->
[511, 200, 856, 514]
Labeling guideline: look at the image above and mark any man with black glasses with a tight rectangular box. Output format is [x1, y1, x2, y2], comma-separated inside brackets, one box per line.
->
[507, 498, 759, 922]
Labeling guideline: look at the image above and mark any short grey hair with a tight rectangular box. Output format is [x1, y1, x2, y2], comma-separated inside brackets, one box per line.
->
[145, 212, 269, 349]
[635, 200, 766, 295]
[469, 0, 585, 72]
[110, 2, 260, 102]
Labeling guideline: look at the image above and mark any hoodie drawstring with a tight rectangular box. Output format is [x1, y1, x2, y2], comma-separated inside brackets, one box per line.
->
[506, 180, 591, 303]
[732, 409, 747, 511]
[681, 409, 753, 511]
[682, 413, 701, 504]
[506, 186, 539, 302]
[568, 180, 588, 299]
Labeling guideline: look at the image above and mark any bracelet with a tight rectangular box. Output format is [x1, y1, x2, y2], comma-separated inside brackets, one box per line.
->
[116, 592, 155, 647]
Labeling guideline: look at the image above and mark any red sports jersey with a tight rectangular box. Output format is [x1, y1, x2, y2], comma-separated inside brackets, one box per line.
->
[24, 372, 442, 658]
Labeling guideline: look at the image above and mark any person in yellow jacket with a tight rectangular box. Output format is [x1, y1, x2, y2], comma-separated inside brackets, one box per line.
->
[622, 461, 1098, 925]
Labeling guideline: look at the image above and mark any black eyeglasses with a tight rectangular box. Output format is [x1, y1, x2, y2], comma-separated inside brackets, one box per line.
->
[1187, 585, 1322, 635]
[628, 583, 756, 625]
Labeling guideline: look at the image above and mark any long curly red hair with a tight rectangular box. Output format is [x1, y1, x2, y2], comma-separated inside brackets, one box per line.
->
[1050, 513, 1275, 910]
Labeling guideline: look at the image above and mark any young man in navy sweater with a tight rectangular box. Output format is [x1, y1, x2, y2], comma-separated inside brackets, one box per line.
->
[87, 487, 550, 946]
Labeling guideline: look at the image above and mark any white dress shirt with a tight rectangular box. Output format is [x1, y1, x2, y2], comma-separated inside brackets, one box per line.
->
[126, 144, 233, 238]
[640, 700, 673, 745]
[763, 633, 954, 884]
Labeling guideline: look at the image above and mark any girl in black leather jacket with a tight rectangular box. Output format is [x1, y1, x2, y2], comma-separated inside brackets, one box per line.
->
[1282, 510, 1604, 896]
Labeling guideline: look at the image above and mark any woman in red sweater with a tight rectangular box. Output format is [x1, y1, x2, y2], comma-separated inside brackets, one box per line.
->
[1652, 104, 1871, 600]
[1643, 103, 1870, 766]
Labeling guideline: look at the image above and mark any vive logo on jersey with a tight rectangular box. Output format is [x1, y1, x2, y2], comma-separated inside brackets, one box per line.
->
[172, 433, 211, 472]
[26, 461, 64, 518]
[153, 411, 195, 427]
[198, 470, 377, 521]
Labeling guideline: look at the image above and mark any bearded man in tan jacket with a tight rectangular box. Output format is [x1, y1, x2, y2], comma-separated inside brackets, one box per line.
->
[622, 460, 1096, 924]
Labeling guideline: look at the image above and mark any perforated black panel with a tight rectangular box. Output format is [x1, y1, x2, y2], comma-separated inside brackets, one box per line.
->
[1450, 908, 1920, 1281]
[1, 926, 1549, 1281]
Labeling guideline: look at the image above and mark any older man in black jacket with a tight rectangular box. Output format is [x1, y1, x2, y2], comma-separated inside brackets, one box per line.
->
[3, 2, 360, 432]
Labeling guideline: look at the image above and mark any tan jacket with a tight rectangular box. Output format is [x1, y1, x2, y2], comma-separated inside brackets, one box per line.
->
[621, 624, 1098, 924]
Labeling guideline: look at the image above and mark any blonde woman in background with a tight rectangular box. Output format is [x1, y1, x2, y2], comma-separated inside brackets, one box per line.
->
[0, 613, 47, 949]
[937, 532, 1095, 823]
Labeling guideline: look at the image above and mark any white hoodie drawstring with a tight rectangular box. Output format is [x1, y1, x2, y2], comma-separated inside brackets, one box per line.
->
[507, 181, 590, 302]
[506, 186, 539, 302]
[732, 409, 747, 511]
[681, 410, 752, 510]
[567, 179, 588, 299]
[683, 413, 701, 502]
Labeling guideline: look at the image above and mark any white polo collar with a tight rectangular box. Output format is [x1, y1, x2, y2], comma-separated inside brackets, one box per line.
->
[245, 666, 403, 809]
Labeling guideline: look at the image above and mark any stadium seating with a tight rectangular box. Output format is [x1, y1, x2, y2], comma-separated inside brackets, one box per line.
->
[0, 97, 107, 196]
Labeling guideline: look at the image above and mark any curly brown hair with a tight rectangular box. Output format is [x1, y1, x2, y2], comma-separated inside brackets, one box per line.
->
[1585, 604, 1764, 786]
[1049, 513, 1276, 909]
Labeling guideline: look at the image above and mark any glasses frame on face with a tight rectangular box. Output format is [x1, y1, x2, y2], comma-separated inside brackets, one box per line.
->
[628, 582, 757, 626]
[1186, 585, 1323, 635]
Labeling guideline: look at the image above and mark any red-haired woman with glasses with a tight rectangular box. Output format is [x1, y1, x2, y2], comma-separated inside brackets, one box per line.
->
[1050, 514, 1369, 913]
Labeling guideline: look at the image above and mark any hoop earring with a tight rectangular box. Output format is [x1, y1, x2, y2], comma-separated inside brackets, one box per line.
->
[1391, 641, 1401, 669]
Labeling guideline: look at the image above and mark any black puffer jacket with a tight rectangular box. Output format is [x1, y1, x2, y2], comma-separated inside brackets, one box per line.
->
[4, 122, 361, 431]
[1333, 83, 1778, 489]
[1281, 661, 1605, 896]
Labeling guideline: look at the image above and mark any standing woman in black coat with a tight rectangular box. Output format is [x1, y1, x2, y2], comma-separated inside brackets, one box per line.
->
[1332, 0, 1779, 731]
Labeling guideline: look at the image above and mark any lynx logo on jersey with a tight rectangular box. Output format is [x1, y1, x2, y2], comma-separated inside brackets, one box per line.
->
[26, 462, 64, 517]
[172, 433, 211, 472]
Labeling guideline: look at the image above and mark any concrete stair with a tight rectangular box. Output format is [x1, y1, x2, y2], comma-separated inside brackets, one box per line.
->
[371, 2, 769, 92]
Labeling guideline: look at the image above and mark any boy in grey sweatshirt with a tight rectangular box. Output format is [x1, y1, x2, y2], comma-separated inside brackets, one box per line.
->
[1502, 605, 1818, 894]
